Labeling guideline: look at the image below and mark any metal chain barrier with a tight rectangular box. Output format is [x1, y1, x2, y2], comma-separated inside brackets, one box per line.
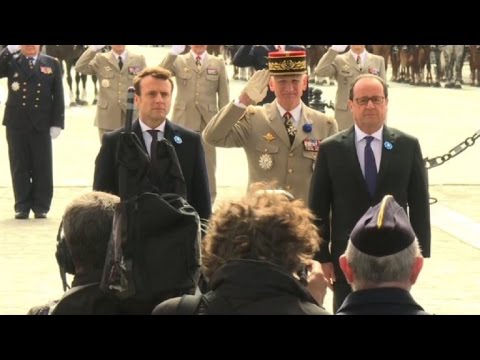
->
[424, 129, 480, 170]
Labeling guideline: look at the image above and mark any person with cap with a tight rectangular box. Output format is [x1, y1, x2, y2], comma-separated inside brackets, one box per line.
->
[0, 45, 64, 220]
[159, 45, 230, 205]
[336, 194, 430, 315]
[75, 45, 147, 141]
[314, 45, 385, 131]
[309, 73, 430, 313]
[203, 50, 338, 204]
[232, 45, 308, 105]
[152, 183, 331, 315]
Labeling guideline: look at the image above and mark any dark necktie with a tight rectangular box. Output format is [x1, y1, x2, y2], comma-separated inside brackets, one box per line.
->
[147, 130, 159, 163]
[364, 136, 377, 196]
[195, 55, 202, 70]
[27, 57, 35, 69]
[283, 112, 296, 146]
[118, 56, 123, 70]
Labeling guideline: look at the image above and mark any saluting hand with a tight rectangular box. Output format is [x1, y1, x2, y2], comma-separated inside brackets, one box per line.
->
[171, 45, 186, 55]
[330, 45, 348, 53]
[90, 45, 106, 52]
[7, 45, 21, 53]
[241, 69, 270, 105]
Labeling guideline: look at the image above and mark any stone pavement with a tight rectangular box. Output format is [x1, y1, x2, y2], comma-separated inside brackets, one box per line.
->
[0, 46, 479, 314]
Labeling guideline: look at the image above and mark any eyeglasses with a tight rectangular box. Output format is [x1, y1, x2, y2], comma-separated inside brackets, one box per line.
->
[354, 96, 385, 106]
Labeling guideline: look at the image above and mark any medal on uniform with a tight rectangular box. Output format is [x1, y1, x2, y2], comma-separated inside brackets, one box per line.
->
[13, 72, 18, 78]
[302, 123, 312, 133]
[101, 79, 110, 88]
[11, 81, 20, 92]
[258, 153, 273, 171]
[262, 133, 276, 142]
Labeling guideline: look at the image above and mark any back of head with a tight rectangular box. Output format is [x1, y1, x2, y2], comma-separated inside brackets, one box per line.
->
[202, 183, 320, 279]
[344, 195, 422, 288]
[62, 191, 120, 273]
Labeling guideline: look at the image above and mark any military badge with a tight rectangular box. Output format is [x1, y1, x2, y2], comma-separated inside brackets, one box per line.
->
[128, 66, 141, 75]
[40, 66, 52, 74]
[258, 153, 273, 171]
[368, 67, 380, 76]
[303, 139, 321, 152]
[262, 133, 276, 142]
[101, 79, 110, 88]
[11, 81, 20, 92]
[207, 68, 218, 75]
[13, 72, 19, 78]
[104, 66, 112, 72]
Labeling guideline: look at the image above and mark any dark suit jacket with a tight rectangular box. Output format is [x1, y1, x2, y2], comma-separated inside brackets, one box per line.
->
[93, 119, 212, 221]
[309, 126, 431, 278]
[232, 45, 307, 104]
[0, 48, 64, 131]
[336, 287, 430, 315]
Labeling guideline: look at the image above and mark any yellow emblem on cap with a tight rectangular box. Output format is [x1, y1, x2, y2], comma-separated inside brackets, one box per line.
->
[263, 133, 276, 142]
[377, 194, 394, 228]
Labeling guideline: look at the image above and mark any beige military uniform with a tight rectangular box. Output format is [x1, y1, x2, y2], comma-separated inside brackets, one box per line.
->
[160, 52, 229, 204]
[75, 48, 147, 135]
[203, 101, 338, 203]
[315, 49, 385, 131]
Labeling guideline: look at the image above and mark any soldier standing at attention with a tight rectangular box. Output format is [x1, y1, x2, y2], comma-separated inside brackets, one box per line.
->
[160, 45, 229, 205]
[75, 45, 147, 141]
[0, 45, 64, 219]
[315, 45, 385, 131]
[203, 51, 337, 204]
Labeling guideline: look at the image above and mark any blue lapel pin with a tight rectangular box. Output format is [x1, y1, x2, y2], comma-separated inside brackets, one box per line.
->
[384, 141, 393, 150]
[173, 135, 183, 144]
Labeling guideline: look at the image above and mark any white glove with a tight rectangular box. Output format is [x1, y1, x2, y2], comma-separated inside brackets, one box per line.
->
[7, 45, 21, 53]
[243, 69, 270, 104]
[50, 126, 62, 139]
[330, 45, 349, 53]
[90, 45, 106, 52]
[171, 45, 186, 55]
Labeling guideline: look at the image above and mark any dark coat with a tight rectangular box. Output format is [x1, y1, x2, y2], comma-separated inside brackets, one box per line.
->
[336, 287, 430, 315]
[152, 259, 331, 315]
[309, 125, 431, 277]
[93, 119, 212, 221]
[0, 48, 64, 131]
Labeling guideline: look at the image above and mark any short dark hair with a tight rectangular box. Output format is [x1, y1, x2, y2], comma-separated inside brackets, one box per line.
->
[63, 191, 119, 271]
[133, 66, 175, 95]
[349, 74, 388, 101]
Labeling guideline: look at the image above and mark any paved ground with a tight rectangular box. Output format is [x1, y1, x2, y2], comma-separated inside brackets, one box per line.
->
[0, 46, 479, 314]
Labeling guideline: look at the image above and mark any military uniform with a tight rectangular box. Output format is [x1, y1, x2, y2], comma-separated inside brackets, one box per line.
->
[0, 47, 64, 216]
[203, 101, 337, 203]
[75, 47, 146, 135]
[315, 48, 385, 131]
[160, 51, 229, 204]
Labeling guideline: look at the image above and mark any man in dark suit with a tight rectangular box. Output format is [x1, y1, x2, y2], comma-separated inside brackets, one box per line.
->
[0, 45, 65, 219]
[308, 74, 430, 313]
[233, 45, 308, 104]
[93, 66, 211, 221]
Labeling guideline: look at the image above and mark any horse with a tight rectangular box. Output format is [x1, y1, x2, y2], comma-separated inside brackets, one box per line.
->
[45, 45, 98, 106]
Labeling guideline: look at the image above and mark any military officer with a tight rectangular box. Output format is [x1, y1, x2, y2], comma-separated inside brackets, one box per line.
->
[0, 45, 64, 219]
[203, 51, 338, 204]
[75, 45, 147, 140]
[160, 45, 229, 205]
[315, 45, 385, 131]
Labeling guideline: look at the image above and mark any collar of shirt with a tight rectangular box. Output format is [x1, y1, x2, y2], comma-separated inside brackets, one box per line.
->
[139, 119, 166, 156]
[191, 51, 206, 63]
[276, 102, 302, 126]
[139, 118, 166, 134]
[350, 49, 367, 64]
[354, 124, 383, 144]
[113, 50, 127, 63]
[26, 55, 38, 62]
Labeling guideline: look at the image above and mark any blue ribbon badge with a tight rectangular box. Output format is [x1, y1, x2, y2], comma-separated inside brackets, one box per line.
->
[302, 123, 312, 133]
[174, 135, 183, 144]
[384, 141, 393, 150]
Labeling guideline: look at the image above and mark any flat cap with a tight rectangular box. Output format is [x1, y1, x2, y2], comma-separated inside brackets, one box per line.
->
[350, 195, 416, 256]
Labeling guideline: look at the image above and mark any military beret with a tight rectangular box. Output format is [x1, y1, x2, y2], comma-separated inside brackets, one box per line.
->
[350, 195, 416, 256]
[268, 50, 307, 76]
